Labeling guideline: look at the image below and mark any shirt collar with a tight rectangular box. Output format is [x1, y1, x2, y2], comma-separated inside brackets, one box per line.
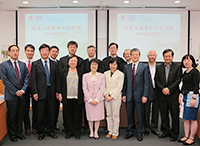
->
[41, 57, 49, 63]
[164, 62, 172, 67]
[10, 58, 18, 64]
[89, 72, 98, 76]
[50, 56, 57, 62]
[132, 61, 139, 68]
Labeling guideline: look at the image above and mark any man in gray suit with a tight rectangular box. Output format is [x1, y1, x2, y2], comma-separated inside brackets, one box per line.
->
[122, 48, 149, 141]
[1, 45, 29, 142]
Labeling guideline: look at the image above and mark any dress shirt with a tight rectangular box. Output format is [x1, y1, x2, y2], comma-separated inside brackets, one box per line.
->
[149, 63, 156, 88]
[41, 58, 50, 74]
[132, 61, 139, 74]
[50, 57, 58, 62]
[21, 57, 36, 67]
[88, 57, 95, 61]
[164, 63, 172, 82]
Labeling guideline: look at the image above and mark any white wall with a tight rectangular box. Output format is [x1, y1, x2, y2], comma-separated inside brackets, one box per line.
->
[190, 11, 200, 66]
[0, 11, 16, 63]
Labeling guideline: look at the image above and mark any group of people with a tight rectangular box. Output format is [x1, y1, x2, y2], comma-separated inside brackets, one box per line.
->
[1, 41, 199, 145]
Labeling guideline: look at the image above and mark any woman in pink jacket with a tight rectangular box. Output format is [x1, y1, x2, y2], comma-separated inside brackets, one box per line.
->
[82, 58, 105, 140]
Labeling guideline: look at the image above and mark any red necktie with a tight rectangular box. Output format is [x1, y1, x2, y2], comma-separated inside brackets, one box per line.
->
[28, 61, 31, 87]
[14, 62, 21, 88]
[132, 64, 135, 90]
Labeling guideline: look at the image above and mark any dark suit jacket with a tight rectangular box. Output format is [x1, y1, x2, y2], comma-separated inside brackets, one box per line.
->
[102, 56, 126, 72]
[123, 62, 149, 102]
[57, 67, 84, 105]
[59, 55, 83, 71]
[1, 60, 29, 100]
[31, 59, 58, 100]
[155, 62, 182, 102]
[81, 58, 103, 74]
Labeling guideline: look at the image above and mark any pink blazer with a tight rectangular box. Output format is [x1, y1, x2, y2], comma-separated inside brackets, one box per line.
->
[82, 72, 105, 103]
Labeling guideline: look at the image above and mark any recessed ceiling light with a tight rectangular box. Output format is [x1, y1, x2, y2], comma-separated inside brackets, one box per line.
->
[174, 0, 181, 4]
[22, 1, 29, 4]
[73, 0, 79, 3]
[124, 0, 130, 4]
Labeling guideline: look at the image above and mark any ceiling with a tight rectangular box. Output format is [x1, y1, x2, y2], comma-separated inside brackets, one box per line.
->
[0, 0, 200, 11]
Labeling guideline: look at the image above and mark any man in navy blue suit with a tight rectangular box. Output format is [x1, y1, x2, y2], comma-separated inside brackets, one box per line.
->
[1, 45, 29, 142]
[122, 48, 149, 141]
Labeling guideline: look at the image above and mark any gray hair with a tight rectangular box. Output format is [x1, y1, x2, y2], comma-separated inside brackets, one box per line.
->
[123, 49, 131, 57]
[131, 48, 141, 55]
[147, 50, 157, 56]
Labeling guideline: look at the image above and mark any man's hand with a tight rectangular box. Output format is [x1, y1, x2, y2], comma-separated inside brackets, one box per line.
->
[142, 96, 147, 103]
[33, 94, 38, 101]
[122, 96, 126, 103]
[16, 90, 23, 97]
[57, 93, 62, 103]
[178, 93, 183, 106]
[162, 87, 170, 95]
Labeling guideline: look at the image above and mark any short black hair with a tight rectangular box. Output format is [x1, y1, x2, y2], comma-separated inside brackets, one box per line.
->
[181, 54, 197, 68]
[87, 45, 96, 50]
[39, 44, 50, 51]
[131, 48, 141, 55]
[109, 42, 118, 49]
[162, 49, 174, 56]
[67, 41, 78, 48]
[67, 55, 78, 68]
[89, 58, 100, 69]
[50, 45, 59, 51]
[24, 44, 35, 51]
[108, 58, 119, 67]
[8, 45, 19, 51]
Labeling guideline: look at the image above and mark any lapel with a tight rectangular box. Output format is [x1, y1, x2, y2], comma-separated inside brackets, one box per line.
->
[8, 60, 17, 78]
[128, 63, 133, 78]
[18, 61, 24, 81]
[161, 63, 167, 85]
[148, 65, 153, 86]
[38, 59, 46, 74]
[50, 59, 53, 74]
[166, 62, 173, 83]
[136, 62, 142, 75]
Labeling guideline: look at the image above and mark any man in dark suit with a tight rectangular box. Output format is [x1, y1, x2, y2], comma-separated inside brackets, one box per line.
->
[59, 41, 83, 71]
[22, 44, 37, 136]
[144, 50, 159, 136]
[49, 45, 60, 131]
[31, 44, 59, 140]
[155, 49, 182, 141]
[102, 42, 126, 72]
[122, 48, 149, 141]
[1, 45, 29, 142]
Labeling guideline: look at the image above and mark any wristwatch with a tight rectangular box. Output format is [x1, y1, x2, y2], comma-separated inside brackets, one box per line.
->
[192, 96, 196, 100]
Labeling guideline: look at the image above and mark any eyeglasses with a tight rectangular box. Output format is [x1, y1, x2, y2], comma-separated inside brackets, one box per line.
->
[10, 50, 19, 52]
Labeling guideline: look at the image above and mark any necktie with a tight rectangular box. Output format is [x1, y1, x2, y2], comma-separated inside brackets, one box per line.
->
[14, 62, 21, 88]
[28, 61, 31, 87]
[44, 60, 50, 86]
[132, 64, 135, 90]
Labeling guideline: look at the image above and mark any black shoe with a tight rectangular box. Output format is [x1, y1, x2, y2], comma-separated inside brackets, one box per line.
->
[47, 133, 57, 139]
[183, 138, 195, 145]
[144, 130, 149, 136]
[177, 137, 188, 143]
[54, 126, 60, 131]
[65, 135, 71, 139]
[151, 130, 159, 136]
[38, 134, 45, 141]
[83, 125, 89, 130]
[170, 137, 177, 142]
[137, 134, 143, 141]
[124, 133, 134, 139]
[158, 133, 170, 138]
[16, 135, 26, 140]
[10, 136, 17, 142]
[75, 135, 81, 140]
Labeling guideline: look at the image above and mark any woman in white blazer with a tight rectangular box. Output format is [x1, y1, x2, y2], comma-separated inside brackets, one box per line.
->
[104, 58, 124, 140]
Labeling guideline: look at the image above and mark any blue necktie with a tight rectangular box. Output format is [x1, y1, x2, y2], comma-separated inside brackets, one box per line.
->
[44, 60, 50, 86]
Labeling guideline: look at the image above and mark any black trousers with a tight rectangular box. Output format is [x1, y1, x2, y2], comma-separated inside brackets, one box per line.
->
[54, 99, 60, 128]
[126, 97, 144, 135]
[158, 100, 179, 138]
[6, 98, 25, 138]
[63, 99, 82, 136]
[37, 88, 56, 134]
[23, 87, 37, 130]
[144, 99, 159, 131]
[83, 103, 88, 127]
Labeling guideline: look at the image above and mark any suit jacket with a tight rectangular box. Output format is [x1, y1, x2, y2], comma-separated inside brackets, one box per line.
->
[31, 59, 58, 100]
[122, 62, 149, 102]
[58, 67, 84, 105]
[59, 55, 83, 71]
[155, 62, 182, 102]
[102, 56, 126, 72]
[82, 72, 105, 103]
[81, 58, 103, 73]
[104, 70, 124, 99]
[1, 60, 29, 100]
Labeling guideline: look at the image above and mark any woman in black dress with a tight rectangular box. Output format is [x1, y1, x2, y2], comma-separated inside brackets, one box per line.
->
[178, 54, 199, 145]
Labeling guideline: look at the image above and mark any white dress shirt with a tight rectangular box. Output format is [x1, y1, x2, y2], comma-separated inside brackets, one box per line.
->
[149, 63, 156, 88]
[132, 61, 139, 74]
